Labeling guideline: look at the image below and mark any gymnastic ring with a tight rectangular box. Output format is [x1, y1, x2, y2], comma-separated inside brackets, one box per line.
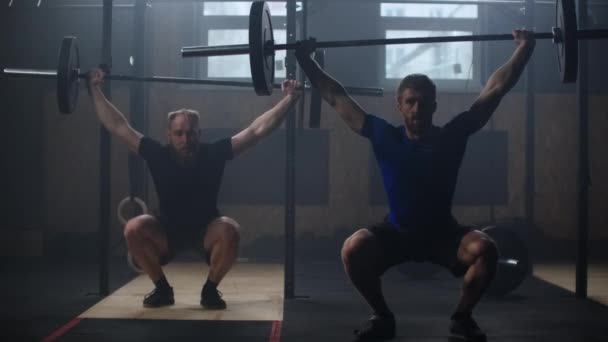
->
[117, 196, 149, 226]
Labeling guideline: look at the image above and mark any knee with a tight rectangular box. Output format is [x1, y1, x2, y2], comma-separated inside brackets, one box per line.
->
[218, 218, 240, 245]
[341, 229, 374, 266]
[123, 215, 150, 243]
[477, 239, 499, 266]
[225, 225, 240, 246]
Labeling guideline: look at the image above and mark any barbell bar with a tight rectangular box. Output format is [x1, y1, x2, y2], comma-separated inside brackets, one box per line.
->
[183, 30, 608, 57]
[1, 36, 382, 115]
[1, 67, 383, 95]
[3, 67, 294, 86]
[182, 33, 558, 58]
[181, 0, 608, 96]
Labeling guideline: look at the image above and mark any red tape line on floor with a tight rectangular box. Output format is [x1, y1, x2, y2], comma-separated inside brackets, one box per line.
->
[41, 317, 82, 342]
[269, 320, 282, 342]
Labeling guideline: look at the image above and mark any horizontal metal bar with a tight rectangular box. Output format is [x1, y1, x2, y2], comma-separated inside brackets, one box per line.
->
[0, 0, 539, 7]
[107, 74, 253, 86]
[2, 68, 384, 96]
[319, 0, 608, 6]
[376, 0, 531, 4]
[343, 86, 383, 97]
[182, 44, 250, 58]
[108, 75, 383, 96]
[278, 32, 555, 50]
[182, 31, 556, 58]
[3, 68, 57, 78]
[378, 0, 527, 5]
[6, 4, 138, 9]
[373, 0, 596, 5]
[27, 0, 528, 6]
[0, 68, 253, 86]
[272, 83, 383, 96]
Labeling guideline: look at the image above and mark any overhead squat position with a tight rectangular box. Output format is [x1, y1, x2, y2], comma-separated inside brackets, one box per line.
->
[88, 69, 301, 309]
[296, 30, 535, 341]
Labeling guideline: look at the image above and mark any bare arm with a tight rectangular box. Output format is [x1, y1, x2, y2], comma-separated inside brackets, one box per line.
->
[87, 68, 142, 153]
[461, 30, 536, 134]
[230, 80, 302, 157]
[295, 39, 366, 134]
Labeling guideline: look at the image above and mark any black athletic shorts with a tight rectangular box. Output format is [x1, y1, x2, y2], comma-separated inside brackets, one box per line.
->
[156, 213, 220, 265]
[367, 219, 474, 277]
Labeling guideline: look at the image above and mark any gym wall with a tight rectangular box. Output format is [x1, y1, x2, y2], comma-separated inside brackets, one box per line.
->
[1, 0, 607, 260]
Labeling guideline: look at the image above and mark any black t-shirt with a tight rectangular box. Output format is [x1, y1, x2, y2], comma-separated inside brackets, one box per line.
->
[138, 137, 233, 227]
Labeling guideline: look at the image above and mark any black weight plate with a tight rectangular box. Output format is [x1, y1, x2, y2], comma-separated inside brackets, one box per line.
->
[556, 0, 578, 83]
[57, 36, 80, 114]
[249, 1, 275, 96]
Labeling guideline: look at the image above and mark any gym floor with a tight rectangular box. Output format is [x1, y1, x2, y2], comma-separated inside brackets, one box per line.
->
[3, 256, 608, 342]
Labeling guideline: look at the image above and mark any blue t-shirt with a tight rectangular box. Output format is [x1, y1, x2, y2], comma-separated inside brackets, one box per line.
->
[361, 112, 477, 232]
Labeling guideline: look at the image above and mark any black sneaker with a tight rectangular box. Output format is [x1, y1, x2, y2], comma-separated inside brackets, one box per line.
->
[200, 287, 227, 310]
[143, 287, 174, 308]
[449, 313, 487, 342]
[353, 314, 396, 341]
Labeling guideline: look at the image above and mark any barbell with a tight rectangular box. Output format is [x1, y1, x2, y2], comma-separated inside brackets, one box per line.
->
[181, 0, 608, 96]
[1, 36, 383, 115]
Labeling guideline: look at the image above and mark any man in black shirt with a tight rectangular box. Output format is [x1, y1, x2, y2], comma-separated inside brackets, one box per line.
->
[88, 68, 301, 309]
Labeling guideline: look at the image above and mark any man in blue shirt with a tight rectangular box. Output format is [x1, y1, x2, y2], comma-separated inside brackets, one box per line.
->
[296, 30, 535, 341]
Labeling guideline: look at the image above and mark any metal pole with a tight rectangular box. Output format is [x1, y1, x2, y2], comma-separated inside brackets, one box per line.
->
[182, 32, 557, 58]
[576, 0, 589, 299]
[1, 68, 383, 96]
[297, 0, 307, 129]
[182, 27, 608, 58]
[277, 33, 554, 50]
[479, 2, 496, 221]
[284, 0, 297, 300]
[524, 0, 535, 229]
[128, 0, 147, 212]
[182, 31, 562, 58]
[137, 0, 150, 202]
[99, 0, 113, 297]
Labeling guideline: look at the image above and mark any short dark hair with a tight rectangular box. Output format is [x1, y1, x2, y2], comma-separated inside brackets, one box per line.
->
[396, 74, 436, 101]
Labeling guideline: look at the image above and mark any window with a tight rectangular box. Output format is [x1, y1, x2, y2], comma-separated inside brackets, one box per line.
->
[380, 2, 480, 89]
[197, 1, 298, 80]
[206, 29, 287, 78]
[381, 3, 478, 19]
[385, 30, 473, 80]
[204, 1, 297, 16]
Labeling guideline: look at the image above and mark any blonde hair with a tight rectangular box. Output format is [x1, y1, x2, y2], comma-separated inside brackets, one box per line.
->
[167, 108, 200, 127]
